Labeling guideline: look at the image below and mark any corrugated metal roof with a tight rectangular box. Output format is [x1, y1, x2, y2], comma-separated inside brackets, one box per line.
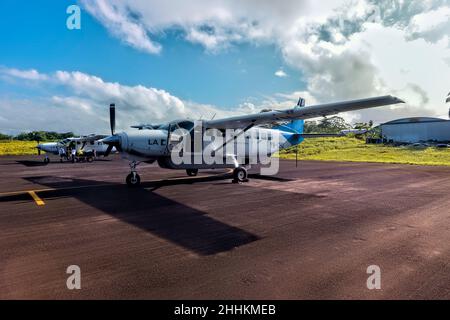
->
[382, 117, 448, 126]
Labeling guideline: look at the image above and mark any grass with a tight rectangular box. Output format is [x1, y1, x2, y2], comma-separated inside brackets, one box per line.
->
[0, 140, 39, 156]
[279, 137, 450, 167]
[1, 137, 450, 167]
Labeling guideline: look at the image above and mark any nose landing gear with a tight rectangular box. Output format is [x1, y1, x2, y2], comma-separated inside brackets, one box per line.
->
[232, 167, 248, 183]
[126, 161, 141, 187]
[186, 169, 199, 177]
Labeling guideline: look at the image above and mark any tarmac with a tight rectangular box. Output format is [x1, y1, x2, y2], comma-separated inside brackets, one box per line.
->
[1, 154, 450, 299]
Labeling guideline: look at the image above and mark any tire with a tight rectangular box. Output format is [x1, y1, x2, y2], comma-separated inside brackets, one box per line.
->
[186, 169, 199, 177]
[233, 167, 248, 182]
[44, 158, 50, 164]
[87, 157, 94, 163]
[126, 173, 141, 187]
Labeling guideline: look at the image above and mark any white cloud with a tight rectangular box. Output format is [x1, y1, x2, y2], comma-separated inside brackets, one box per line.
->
[79, 0, 450, 124]
[80, 0, 162, 54]
[275, 70, 288, 78]
[0, 67, 48, 81]
[0, 67, 241, 134]
[2, 1, 450, 132]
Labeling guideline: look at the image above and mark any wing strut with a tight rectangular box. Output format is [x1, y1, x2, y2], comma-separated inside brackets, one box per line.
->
[213, 123, 255, 153]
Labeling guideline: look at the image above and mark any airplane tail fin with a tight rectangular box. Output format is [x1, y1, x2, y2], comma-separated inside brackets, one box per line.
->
[274, 98, 305, 132]
[274, 97, 305, 145]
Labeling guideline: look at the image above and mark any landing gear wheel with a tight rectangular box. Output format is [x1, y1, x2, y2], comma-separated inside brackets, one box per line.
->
[186, 169, 198, 177]
[126, 173, 141, 187]
[233, 167, 248, 183]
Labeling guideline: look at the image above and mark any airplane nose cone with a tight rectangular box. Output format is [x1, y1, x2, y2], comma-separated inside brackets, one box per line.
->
[101, 135, 120, 145]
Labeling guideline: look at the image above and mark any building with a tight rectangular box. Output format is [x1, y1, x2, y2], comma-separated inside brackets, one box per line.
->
[380, 117, 450, 144]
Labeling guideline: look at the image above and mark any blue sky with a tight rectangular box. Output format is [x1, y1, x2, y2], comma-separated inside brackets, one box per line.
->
[0, 0, 303, 109]
[0, 0, 449, 134]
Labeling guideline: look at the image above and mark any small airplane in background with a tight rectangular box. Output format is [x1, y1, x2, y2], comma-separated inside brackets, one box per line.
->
[100, 95, 404, 187]
[37, 135, 114, 163]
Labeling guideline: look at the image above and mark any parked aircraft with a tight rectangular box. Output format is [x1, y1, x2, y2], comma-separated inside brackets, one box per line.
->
[37, 135, 112, 163]
[101, 96, 404, 186]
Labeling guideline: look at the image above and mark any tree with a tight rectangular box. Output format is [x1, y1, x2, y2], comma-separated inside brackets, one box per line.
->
[0, 133, 12, 141]
[317, 116, 351, 134]
[353, 120, 373, 131]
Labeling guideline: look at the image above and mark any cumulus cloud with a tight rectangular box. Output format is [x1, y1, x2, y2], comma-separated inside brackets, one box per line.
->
[79, 0, 450, 123]
[80, 0, 162, 54]
[2, 1, 450, 132]
[0, 67, 240, 134]
[0, 67, 48, 81]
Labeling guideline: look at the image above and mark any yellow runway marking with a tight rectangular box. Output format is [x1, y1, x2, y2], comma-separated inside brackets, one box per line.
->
[28, 191, 45, 206]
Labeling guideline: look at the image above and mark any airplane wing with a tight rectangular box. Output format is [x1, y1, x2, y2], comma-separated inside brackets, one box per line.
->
[205, 96, 404, 130]
[79, 134, 108, 142]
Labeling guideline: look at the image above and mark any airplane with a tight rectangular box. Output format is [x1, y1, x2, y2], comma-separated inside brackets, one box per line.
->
[101, 95, 404, 187]
[37, 135, 113, 163]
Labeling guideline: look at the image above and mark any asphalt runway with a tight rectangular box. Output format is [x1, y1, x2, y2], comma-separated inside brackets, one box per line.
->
[1, 154, 450, 299]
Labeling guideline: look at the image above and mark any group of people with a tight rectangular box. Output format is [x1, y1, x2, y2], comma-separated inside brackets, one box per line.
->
[58, 142, 94, 163]
[58, 144, 77, 163]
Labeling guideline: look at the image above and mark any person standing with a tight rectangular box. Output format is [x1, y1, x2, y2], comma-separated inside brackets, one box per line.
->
[71, 147, 76, 163]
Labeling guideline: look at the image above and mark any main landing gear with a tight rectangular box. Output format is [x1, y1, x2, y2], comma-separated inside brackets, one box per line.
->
[126, 161, 141, 187]
[232, 167, 248, 183]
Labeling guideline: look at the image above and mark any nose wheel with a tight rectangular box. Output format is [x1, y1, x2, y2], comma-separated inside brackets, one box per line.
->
[233, 167, 248, 183]
[126, 172, 141, 187]
[126, 161, 141, 187]
[186, 169, 198, 177]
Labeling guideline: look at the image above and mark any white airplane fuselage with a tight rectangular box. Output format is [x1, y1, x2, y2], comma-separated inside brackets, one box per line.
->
[113, 126, 299, 169]
[38, 139, 112, 156]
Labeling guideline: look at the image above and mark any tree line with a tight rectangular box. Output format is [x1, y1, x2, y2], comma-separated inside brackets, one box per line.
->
[304, 116, 374, 134]
[0, 131, 75, 142]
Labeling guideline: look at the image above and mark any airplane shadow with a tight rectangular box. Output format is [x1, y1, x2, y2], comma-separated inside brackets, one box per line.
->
[16, 160, 49, 167]
[248, 174, 294, 182]
[16, 159, 113, 167]
[2, 175, 259, 256]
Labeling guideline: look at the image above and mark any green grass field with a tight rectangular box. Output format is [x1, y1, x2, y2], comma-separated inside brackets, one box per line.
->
[0, 140, 39, 156]
[1, 138, 450, 167]
[279, 137, 450, 167]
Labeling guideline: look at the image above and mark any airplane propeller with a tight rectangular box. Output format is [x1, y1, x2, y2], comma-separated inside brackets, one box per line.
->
[103, 103, 121, 157]
[110, 103, 116, 136]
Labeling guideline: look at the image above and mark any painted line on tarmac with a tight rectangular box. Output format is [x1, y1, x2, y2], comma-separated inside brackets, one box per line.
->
[0, 170, 234, 199]
[28, 191, 45, 206]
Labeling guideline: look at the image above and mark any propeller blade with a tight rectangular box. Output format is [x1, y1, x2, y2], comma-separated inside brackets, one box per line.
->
[102, 135, 121, 157]
[110, 103, 116, 136]
[104, 144, 113, 157]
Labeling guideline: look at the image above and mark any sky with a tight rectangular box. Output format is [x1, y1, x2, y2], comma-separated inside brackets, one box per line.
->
[0, 0, 449, 134]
